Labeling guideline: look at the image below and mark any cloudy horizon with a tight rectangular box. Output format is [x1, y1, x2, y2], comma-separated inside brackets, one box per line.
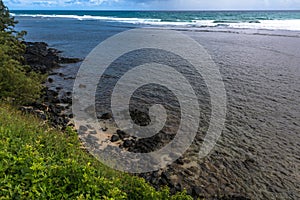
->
[3, 0, 300, 10]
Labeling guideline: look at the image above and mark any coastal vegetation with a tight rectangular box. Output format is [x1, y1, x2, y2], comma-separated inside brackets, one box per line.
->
[0, 104, 192, 199]
[0, 0, 43, 104]
[0, 1, 192, 199]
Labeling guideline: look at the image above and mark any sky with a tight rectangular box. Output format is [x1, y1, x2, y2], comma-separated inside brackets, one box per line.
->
[3, 0, 300, 10]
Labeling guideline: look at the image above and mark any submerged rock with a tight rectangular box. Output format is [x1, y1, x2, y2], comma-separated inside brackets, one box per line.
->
[117, 130, 130, 140]
[99, 113, 112, 120]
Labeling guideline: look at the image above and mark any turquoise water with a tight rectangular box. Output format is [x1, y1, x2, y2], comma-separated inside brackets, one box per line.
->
[11, 10, 300, 31]
[11, 10, 300, 22]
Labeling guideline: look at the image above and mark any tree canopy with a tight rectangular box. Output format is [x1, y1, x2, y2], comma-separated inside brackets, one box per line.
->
[0, 0, 16, 32]
[0, 0, 43, 104]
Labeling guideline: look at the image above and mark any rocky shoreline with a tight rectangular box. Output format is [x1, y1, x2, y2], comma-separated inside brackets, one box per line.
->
[20, 42, 81, 130]
[20, 41, 251, 200]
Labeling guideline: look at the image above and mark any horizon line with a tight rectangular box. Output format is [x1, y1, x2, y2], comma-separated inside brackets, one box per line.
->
[10, 9, 300, 12]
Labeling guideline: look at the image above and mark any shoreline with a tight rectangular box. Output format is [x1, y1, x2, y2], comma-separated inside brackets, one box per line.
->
[22, 29, 300, 199]
[22, 41, 250, 200]
[20, 41, 80, 130]
[4, 5, 299, 200]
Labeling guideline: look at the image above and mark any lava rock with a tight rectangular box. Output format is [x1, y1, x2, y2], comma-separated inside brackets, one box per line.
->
[161, 171, 170, 181]
[130, 109, 151, 126]
[117, 130, 130, 139]
[123, 140, 134, 148]
[79, 126, 88, 132]
[99, 113, 112, 120]
[175, 183, 183, 192]
[23, 41, 81, 74]
[48, 78, 54, 83]
[19, 41, 82, 131]
[89, 130, 97, 135]
[175, 158, 184, 165]
[111, 135, 120, 142]
[192, 187, 203, 197]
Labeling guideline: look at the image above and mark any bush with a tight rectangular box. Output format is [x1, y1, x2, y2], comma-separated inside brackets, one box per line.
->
[0, 0, 43, 104]
[0, 104, 193, 199]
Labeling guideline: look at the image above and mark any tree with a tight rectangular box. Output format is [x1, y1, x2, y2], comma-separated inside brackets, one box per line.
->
[0, 0, 43, 104]
[0, 0, 26, 37]
[0, 0, 16, 32]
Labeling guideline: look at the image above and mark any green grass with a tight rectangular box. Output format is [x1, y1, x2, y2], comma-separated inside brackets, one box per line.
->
[0, 103, 192, 200]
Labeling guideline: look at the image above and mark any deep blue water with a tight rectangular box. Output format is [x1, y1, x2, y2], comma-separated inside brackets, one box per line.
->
[14, 16, 134, 58]
[11, 10, 300, 22]
[12, 10, 300, 58]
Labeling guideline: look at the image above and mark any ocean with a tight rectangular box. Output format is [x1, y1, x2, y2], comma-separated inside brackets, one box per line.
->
[12, 10, 300, 199]
[12, 10, 300, 31]
[12, 10, 300, 58]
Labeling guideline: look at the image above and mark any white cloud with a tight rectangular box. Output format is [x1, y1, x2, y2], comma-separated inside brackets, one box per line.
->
[3, 0, 300, 9]
[4, 0, 118, 8]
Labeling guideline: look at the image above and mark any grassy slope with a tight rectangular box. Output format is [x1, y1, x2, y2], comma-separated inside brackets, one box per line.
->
[0, 104, 192, 200]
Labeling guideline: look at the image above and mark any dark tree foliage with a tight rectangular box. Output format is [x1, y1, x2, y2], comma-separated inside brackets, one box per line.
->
[0, 0, 43, 104]
[0, 0, 15, 32]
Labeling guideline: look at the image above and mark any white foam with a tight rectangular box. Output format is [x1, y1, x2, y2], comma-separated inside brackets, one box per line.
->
[134, 19, 300, 31]
[11, 13, 161, 23]
[227, 20, 300, 31]
[11, 13, 300, 31]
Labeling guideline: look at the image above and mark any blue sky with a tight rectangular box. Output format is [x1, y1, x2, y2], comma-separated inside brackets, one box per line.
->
[4, 0, 300, 10]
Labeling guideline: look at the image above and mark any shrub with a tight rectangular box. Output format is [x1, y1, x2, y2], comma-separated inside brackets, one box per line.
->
[0, 104, 193, 199]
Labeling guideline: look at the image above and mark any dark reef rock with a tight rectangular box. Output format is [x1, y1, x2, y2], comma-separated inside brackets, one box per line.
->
[19, 41, 81, 130]
[116, 129, 130, 140]
[130, 109, 151, 126]
[111, 135, 120, 142]
[123, 139, 134, 148]
[23, 41, 81, 74]
[98, 112, 113, 120]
